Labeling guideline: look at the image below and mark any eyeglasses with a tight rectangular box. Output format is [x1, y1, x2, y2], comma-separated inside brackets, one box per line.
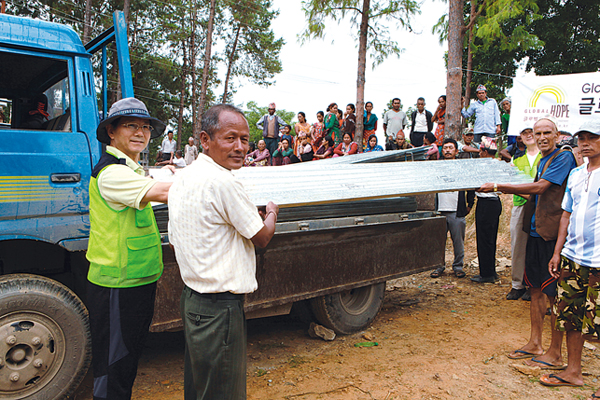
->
[122, 123, 154, 133]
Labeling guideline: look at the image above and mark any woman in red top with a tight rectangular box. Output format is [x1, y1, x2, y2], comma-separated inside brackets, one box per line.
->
[333, 132, 358, 157]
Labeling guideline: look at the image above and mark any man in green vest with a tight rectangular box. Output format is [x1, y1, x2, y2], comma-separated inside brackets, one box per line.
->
[86, 97, 173, 400]
[506, 127, 540, 301]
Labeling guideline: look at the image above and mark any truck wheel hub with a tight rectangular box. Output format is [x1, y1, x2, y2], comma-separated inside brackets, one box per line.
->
[0, 312, 64, 395]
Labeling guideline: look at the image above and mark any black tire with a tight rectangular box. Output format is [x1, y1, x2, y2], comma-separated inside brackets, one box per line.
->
[309, 282, 385, 335]
[0, 274, 91, 400]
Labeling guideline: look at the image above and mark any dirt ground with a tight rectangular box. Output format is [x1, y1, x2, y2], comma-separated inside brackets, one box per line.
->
[74, 194, 600, 400]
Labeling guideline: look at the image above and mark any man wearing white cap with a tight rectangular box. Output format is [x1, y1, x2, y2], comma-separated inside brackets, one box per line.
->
[86, 97, 173, 400]
[461, 84, 502, 143]
[256, 102, 287, 165]
[539, 121, 600, 394]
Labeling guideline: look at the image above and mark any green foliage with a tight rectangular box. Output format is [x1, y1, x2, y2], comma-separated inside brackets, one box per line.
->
[221, 0, 284, 100]
[6, 0, 284, 163]
[244, 101, 296, 144]
[523, 0, 600, 75]
[300, 0, 420, 68]
[434, 0, 542, 100]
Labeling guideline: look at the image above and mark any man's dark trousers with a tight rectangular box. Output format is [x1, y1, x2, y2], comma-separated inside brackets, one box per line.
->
[264, 137, 278, 165]
[410, 131, 427, 147]
[181, 286, 247, 400]
[475, 197, 502, 278]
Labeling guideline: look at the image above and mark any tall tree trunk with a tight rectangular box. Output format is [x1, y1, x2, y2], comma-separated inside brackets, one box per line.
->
[196, 0, 217, 133]
[177, 41, 188, 150]
[222, 24, 241, 103]
[354, 0, 370, 152]
[1, 1, 6, 14]
[190, 9, 198, 143]
[83, 0, 92, 43]
[446, 0, 464, 141]
[463, 1, 477, 106]
[123, 0, 130, 24]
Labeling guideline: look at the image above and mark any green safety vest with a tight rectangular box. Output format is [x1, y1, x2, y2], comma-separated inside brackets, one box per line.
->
[86, 153, 163, 288]
[513, 152, 541, 207]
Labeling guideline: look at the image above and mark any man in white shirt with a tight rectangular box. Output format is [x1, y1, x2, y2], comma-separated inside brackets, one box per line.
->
[383, 98, 407, 147]
[540, 121, 600, 392]
[168, 104, 279, 400]
[161, 130, 177, 163]
[409, 97, 433, 147]
[430, 138, 474, 279]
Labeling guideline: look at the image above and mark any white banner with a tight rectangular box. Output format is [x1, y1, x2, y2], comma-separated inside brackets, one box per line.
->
[509, 71, 600, 136]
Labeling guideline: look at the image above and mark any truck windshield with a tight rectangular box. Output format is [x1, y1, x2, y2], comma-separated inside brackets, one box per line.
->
[0, 50, 70, 131]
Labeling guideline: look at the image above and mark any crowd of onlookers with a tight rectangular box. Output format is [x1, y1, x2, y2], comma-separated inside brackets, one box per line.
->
[242, 97, 484, 166]
[153, 90, 519, 168]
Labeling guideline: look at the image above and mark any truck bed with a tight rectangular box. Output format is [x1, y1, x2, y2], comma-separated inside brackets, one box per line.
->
[149, 197, 445, 332]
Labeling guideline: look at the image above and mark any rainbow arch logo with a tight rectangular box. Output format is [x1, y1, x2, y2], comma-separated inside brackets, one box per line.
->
[529, 85, 567, 107]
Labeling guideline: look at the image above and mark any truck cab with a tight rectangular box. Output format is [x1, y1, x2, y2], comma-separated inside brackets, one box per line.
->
[0, 12, 131, 399]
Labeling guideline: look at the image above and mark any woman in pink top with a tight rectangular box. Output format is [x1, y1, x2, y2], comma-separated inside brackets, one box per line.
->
[310, 111, 325, 149]
[244, 139, 271, 166]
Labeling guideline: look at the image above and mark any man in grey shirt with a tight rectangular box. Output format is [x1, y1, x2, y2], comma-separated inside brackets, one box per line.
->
[383, 98, 407, 147]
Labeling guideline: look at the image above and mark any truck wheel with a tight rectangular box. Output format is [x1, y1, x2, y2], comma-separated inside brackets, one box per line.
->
[310, 282, 385, 335]
[0, 274, 91, 400]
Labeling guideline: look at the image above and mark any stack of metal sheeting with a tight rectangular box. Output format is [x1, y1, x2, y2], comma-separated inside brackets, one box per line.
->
[276, 196, 417, 222]
[235, 158, 532, 207]
[318, 146, 431, 164]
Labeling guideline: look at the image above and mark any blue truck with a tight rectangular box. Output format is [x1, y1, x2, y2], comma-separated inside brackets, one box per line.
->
[0, 11, 135, 399]
[0, 10, 446, 399]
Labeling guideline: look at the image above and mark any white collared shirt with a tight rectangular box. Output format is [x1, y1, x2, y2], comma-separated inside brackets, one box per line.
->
[414, 110, 428, 132]
[168, 153, 264, 294]
[161, 137, 176, 154]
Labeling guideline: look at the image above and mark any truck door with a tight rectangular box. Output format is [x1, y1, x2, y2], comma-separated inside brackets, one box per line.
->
[0, 49, 92, 244]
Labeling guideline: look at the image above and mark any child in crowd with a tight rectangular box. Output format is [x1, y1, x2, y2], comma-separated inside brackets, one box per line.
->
[291, 134, 314, 163]
[423, 132, 439, 160]
[272, 138, 293, 165]
[172, 150, 187, 167]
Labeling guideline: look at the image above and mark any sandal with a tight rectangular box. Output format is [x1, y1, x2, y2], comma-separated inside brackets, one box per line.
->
[454, 269, 466, 278]
[430, 268, 444, 278]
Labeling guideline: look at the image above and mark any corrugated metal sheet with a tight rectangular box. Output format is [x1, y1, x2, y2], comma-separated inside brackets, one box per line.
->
[320, 146, 431, 164]
[234, 158, 532, 207]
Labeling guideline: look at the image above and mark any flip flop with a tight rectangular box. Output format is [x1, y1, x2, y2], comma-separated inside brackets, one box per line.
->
[507, 349, 539, 360]
[540, 374, 582, 387]
[591, 394, 600, 399]
[527, 357, 567, 370]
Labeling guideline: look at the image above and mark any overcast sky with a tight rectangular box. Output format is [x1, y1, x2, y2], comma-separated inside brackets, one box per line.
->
[227, 0, 448, 141]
